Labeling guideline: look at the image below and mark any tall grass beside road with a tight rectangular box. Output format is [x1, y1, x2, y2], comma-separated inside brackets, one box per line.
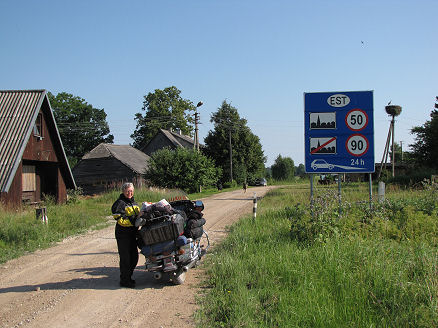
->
[0, 188, 177, 264]
[197, 183, 438, 327]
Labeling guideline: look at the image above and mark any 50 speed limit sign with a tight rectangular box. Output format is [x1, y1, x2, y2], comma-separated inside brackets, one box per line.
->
[346, 134, 369, 156]
[345, 109, 368, 131]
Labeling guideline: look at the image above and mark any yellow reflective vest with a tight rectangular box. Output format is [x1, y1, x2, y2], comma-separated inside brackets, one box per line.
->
[112, 195, 140, 227]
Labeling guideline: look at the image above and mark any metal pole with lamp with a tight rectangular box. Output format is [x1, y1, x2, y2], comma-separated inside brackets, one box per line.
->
[194, 101, 203, 193]
[195, 101, 203, 151]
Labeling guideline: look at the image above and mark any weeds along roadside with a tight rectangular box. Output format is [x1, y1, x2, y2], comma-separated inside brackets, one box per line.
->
[196, 183, 438, 328]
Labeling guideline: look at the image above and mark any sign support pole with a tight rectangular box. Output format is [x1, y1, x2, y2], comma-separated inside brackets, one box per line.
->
[338, 175, 342, 214]
[369, 173, 373, 210]
[310, 174, 314, 217]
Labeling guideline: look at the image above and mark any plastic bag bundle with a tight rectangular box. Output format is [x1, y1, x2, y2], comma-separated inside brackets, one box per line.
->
[140, 199, 173, 222]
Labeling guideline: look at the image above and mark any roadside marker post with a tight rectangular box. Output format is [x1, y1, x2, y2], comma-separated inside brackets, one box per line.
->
[253, 193, 257, 219]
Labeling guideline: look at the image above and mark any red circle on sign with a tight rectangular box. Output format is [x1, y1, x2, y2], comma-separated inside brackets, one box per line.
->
[345, 134, 369, 157]
[345, 108, 368, 131]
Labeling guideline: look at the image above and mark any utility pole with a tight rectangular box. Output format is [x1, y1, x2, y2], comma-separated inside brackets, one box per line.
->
[194, 101, 203, 151]
[378, 104, 401, 179]
[391, 115, 395, 177]
[400, 141, 403, 161]
[229, 128, 233, 183]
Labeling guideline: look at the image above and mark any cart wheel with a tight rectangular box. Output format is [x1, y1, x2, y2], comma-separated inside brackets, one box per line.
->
[172, 270, 186, 285]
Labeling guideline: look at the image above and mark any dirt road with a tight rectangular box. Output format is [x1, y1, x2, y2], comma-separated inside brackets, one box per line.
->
[0, 186, 273, 328]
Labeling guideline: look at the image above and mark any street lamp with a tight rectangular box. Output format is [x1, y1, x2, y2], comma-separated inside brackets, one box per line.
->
[194, 101, 203, 151]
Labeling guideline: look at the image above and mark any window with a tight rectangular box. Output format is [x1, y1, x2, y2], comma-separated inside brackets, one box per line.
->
[22, 165, 36, 191]
[33, 113, 43, 138]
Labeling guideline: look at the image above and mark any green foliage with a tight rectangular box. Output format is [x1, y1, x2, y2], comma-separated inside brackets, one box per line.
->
[271, 154, 295, 180]
[288, 181, 438, 245]
[385, 170, 437, 186]
[223, 180, 238, 189]
[295, 163, 306, 177]
[410, 108, 438, 169]
[144, 147, 220, 193]
[131, 86, 195, 149]
[67, 187, 83, 204]
[203, 100, 266, 184]
[0, 188, 170, 264]
[289, 190, 341, 244]
[197, 184, 438, 327]
[48, 92, 114, 163]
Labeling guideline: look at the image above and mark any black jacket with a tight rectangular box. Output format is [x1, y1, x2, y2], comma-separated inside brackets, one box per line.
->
[112, 194, 140, 235]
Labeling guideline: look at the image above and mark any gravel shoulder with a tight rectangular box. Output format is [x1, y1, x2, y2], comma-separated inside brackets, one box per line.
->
[0, 186, 274, 328]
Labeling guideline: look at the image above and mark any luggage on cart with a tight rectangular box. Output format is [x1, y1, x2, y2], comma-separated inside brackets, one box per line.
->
[139, 213, 185, 245]
[184, 209, 206, 239]
[140, 235, 188, 257]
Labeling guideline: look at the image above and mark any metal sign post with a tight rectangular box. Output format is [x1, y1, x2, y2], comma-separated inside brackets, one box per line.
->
[304, 91, 375, 209]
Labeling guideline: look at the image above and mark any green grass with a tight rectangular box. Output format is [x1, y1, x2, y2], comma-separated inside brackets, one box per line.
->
[196, 183, 438, 327]
[0, 187, 177, 264]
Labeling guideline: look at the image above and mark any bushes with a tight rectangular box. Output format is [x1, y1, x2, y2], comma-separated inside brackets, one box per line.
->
[288, 181, 438, 245]
[382, 168, 437, 186]
[145, 147, 221, 193]
[223, 180, 238, 189]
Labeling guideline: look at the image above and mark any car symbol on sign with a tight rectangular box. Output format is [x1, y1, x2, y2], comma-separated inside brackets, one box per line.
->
[311, 159, 334, 170]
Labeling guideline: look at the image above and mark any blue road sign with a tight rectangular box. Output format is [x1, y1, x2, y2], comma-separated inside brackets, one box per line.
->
[304, 91, 374, 173]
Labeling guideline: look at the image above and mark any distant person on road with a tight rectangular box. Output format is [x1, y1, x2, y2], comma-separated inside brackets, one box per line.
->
[111, 182, 141, 288]
[243, 181, 247, 193]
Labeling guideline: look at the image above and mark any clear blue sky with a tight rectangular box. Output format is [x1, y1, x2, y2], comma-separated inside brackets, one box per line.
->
[1, 0, 436, 167]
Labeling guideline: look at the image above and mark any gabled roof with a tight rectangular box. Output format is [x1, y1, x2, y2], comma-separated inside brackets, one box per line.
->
[159, 129, 195, 148]
[82, 143, 150, 174]
[0, 90, 76, 192]
[141, 129, 197, 155]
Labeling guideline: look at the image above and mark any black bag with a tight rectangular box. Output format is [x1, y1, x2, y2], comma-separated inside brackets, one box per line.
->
[139, 213, 185, 245]
[185, 226, 204, 239]
[184, 214, 206, 239]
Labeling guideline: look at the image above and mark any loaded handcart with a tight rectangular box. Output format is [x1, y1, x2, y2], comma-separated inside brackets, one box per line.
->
[136, 198, 209, 284]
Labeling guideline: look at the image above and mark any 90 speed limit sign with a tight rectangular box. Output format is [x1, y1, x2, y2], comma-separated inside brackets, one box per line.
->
[345, 108, 368, 131]
[346, 134, 369, 156]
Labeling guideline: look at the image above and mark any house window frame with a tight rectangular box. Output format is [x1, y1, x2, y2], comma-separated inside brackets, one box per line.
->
[33, 113, 43, 139]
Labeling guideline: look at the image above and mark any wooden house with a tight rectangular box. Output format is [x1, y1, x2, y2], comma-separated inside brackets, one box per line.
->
[72, 143, 150, 195]
[140, 129, 196, 156]
[0, 90, 76, 207]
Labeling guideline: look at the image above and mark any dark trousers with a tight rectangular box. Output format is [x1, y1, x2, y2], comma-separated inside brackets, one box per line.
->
[115, 226, 139, 282]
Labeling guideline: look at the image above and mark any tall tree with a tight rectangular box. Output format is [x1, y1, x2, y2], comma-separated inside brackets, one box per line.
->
[131, 86, 195, 149]
[295, 163, 306, 178]
[204, 100, 266, 183]
[271, 155, 295, 180]
[388, 142, 412, 164]
[48, 92, 114, 167]
[410, 103, 438, 169]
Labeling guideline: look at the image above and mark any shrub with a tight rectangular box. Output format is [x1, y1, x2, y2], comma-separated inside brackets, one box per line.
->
[223, 180, 238, 189]
[67, 187, 83, 204]
[289, 190, 341, 243]
[288, 184, 438, 246]
[145, 147, 221, 193]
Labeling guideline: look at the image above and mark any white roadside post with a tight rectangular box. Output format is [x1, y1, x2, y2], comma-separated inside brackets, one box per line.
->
[253, 192, 257, 219]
